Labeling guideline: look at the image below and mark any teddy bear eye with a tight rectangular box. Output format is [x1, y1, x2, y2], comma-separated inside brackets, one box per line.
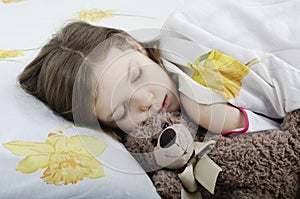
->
[151, 139, 158, 146]
[161, 122, 169, 129]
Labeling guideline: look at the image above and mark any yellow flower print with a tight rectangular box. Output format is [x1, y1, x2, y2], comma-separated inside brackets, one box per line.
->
[3, 133, 107, 185]
[0, 50, 24, 59]
[73, 9, 155, 23]
[1, 0, 24, 3]
[188, 50, 252, 100]
[74, 9, 117, 22]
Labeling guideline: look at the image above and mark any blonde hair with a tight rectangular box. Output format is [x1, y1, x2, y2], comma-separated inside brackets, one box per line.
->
[18, 21, 162, 134]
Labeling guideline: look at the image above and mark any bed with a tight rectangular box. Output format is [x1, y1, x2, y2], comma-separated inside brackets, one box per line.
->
[0, 0, 183, 198]
[1, 0, 299, 198]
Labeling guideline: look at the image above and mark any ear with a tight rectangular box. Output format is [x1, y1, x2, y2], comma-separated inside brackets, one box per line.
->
[125, 36, 148, 56]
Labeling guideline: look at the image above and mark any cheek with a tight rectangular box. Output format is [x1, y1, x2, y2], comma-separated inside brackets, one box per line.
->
[129, 110, 148, 125]
[115, 113, 146, 131]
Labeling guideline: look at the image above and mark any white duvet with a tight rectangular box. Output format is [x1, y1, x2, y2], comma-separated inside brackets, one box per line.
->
[161, 0, 300, 121]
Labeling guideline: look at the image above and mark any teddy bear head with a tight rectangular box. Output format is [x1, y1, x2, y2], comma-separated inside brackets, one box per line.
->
[123, 112, 200, 172]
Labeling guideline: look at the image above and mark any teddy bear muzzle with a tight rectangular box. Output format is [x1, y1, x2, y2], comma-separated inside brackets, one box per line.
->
[153, 124, 195, 169]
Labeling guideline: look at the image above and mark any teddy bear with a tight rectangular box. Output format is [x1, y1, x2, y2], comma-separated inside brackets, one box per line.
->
[123, 110, 300, 199]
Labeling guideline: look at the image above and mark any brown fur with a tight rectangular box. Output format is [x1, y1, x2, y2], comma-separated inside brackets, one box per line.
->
[124, 110, 300, 199]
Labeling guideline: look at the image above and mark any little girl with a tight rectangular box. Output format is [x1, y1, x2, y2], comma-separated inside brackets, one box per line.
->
[18, 21, 299, 137]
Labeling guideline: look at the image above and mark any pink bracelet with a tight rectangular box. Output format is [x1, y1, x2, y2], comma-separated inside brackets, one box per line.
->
[221, 107, 249, 137]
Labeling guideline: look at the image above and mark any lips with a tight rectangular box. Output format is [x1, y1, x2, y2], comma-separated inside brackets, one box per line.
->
[160, 95, 169, 113]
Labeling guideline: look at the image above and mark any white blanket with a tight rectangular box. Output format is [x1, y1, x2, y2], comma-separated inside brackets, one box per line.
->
[161, 0, 300, 119]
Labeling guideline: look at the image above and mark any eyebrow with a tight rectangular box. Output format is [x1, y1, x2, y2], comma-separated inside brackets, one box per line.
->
[107, 56, 134, 122]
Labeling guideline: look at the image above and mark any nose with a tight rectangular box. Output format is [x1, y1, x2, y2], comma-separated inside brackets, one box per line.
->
[159, 128, 176, 148]
[131, 88, 153, 111]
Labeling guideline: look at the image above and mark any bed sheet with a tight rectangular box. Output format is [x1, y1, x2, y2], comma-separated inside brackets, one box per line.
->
[0, 0, 184, 198]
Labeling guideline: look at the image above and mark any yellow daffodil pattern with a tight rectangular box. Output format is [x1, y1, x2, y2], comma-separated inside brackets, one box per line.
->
[0, 50, 24, 59]
[1, 0, 24, 3]
[74, 9, 154, 23]
[188, 50, 256, 100]
[74, 9, 117, 22]
[3, 133, 107, 185]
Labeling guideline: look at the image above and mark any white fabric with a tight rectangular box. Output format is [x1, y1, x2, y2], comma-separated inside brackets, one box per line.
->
[162, 55, 280, 133]
[161, 37, 300, 118]
[160, 0, 300, 132]
[163, 0, 300, 67]
[245, 109, 280, 133]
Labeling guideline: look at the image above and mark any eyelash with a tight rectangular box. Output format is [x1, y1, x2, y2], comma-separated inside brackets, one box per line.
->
[119, 68, 143, 120]
[119, 104, 128, 120]
[132, 67, 142, 83]
[119, 67, 143, 121]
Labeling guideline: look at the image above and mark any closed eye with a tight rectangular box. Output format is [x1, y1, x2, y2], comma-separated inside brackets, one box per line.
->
[131, 67, 142, 83]
[116, 68, 142, 121]
[119, 103, 129, 121]
[113, 103, 128, 121]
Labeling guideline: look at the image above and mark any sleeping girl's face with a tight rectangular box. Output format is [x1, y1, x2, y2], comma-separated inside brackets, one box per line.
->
[95, 47, 180, 131]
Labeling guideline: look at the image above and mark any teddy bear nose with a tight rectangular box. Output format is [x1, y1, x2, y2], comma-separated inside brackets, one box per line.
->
[160, 128, 176, 148]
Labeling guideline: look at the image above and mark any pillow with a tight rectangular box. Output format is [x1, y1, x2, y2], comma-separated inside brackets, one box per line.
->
[0, 1, 185, 198]
[0, 59, 160, 198]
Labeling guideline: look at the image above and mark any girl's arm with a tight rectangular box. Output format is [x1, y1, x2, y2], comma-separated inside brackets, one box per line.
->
[180, 93, 245, 134]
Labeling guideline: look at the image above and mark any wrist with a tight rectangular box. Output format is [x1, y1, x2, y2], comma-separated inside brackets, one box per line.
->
[222, 107, 249, 136]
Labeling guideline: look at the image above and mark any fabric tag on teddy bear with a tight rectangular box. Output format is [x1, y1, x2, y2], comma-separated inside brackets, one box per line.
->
[194, 154, 222, 194]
